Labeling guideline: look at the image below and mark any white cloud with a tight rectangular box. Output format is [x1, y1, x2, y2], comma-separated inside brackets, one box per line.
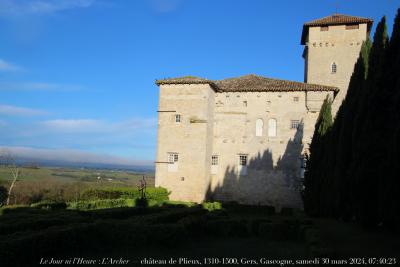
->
[40, 118, 157, 133]
[0, 104, 48, 116]
[0, 0, 95, 16]
[0, 146, 153, 166]
[0, 82, 83, 91]
[41, 119, 102, 132]
[0, 59, 22, 71]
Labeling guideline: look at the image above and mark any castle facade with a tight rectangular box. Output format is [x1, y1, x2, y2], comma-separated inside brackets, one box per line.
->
[154, 14, 373, 209]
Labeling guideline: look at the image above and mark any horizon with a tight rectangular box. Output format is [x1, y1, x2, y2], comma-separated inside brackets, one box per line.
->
[1, 0, 398, 165]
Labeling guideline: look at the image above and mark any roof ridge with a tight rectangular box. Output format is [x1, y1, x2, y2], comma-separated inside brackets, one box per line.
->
[156, 74, 338, 93]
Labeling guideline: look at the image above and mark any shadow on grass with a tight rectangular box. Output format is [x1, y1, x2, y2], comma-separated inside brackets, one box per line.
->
[0, 202, 320, 266]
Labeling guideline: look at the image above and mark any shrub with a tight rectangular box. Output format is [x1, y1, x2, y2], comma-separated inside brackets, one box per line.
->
[80, 187, 169, 203]
[135, 198, 148, 208]
[31, 201, 67, 210]
[202, 201, 222, 211]
[69, 198, 133, 210]
[0, 185, 7, 206]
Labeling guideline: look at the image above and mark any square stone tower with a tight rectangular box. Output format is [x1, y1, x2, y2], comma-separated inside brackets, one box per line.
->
[301, 14, 373, 112]
[155, 77, 216, 202]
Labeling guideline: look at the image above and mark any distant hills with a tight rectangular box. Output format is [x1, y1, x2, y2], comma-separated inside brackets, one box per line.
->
[1, 146, 154, 173]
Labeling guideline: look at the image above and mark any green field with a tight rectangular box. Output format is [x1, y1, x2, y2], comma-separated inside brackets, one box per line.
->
[0, 166, 154, 185]
[0, 166, 155, 206]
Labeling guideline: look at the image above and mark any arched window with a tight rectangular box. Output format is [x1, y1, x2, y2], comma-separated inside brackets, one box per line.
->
[331, 62, 337, 74]
[268, 119, 277, 137]
[256, 119, 263, 137]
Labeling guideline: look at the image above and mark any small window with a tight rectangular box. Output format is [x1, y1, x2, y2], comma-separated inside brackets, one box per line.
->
[243, 101, 247, 107]
[168, 153, 178, 163]
[167, 153, 179, 172]
[331, 62, 337, 74]
[293, 96, 299, 102]
[255, 119, 263, 137]
[320, 26, 329, 31]
[346, 24, 359, 30]
[239, 155, 247, 166]
[211, 155, 219, 166]
[175, 114, 181, 123]
[291, 120, 300, 129]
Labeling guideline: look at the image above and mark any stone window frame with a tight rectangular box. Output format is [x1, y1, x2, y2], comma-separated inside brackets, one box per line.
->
[290, 120, 300, 129]
[175, 114, 181, 123]
[239, 154, 248, 166]
[255, 118, 264, 137]
[211, 155, 219, 166]
[268, 118, 277, 137]
[168, 152, 179, 163]
[331, 62, 337, 74]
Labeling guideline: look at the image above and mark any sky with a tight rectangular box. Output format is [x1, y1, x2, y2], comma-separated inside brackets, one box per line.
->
[0, 0, 399, 166]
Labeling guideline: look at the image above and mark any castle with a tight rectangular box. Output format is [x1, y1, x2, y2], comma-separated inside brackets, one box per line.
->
[154, 14, 373, 209]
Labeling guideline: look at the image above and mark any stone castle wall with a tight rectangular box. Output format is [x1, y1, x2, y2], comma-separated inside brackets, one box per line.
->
[156, 83, 333, 208]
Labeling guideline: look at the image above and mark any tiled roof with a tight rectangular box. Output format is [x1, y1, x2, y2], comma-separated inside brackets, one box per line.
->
[155, 76, 219, 91]
[215, 74, 338, 92]
[301, 14, 373, 44]
[156, 74, 339, 93]
[304, 14, 373, 26]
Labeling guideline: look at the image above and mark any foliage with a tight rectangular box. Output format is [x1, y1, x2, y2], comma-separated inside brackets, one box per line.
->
[303, 9, 400, 229]
[303, 96, 333, 216]
[0, 186, 7, 207]
[80, 187, 169, 203]
[68, 198, 134, 210]
[202, 201, 222, 211]
[30, 201, 67, 210]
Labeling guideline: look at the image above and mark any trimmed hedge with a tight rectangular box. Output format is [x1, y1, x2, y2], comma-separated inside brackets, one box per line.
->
[80, 187, 169, 202]
[31, 201, 67, 210]
[68, 198, 134, 210]
[202, 201, 222, 211]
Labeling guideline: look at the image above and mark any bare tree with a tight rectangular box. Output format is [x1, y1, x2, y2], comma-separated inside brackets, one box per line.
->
[0, 149, 21, 205]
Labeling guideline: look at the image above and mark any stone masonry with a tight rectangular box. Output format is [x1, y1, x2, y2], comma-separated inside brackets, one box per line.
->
[154, 14, 373, 209]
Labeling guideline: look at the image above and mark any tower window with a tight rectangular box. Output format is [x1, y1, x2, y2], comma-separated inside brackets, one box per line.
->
[175, 114, 181, 123]
[320, 26, 329, 31]
[211, 155, 219, 166]
[331, 62, 337, 74]
[168, 153, 179, 163]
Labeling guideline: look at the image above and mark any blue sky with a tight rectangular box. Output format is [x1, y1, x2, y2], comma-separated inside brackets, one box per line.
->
[0, 0, 399, 165]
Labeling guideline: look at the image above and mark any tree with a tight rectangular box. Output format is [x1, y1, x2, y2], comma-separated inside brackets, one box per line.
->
[0, 185, 7, 206]
[0, 150, 21, 206]
[303, 96, 333, 215]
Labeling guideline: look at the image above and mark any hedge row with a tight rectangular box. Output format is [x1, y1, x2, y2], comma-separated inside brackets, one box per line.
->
[80, 187, 169, 202]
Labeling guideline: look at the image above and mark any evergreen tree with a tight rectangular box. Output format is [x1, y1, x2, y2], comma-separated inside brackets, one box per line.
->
[383, 9, 400, 227]
[334, 40, 371, 220]
[304, 10, 400, 229]
[303, 96, 332, 215]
